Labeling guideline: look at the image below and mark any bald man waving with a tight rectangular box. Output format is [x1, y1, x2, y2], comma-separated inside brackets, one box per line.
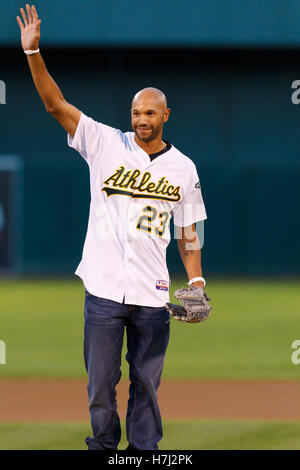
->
[17, 4, 208, 451]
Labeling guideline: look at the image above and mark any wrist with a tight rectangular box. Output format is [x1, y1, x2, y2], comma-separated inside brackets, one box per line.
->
[188, 276, 206, 289]
[24, 47, 40, 55]
[190, 281, 205, 289]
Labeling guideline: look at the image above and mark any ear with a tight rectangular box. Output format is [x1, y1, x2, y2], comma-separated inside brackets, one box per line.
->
[163, 108, 171, 123]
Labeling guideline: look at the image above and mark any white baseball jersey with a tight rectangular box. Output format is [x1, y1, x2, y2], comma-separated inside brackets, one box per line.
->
[68, 112, 207, 307]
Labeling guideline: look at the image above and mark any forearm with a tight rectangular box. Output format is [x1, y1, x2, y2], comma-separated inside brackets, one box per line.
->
[176, 224, 204, 289]
[178, 244, 203, 285]
[17, 5, 80, 136]
[26, 52, 64, 112]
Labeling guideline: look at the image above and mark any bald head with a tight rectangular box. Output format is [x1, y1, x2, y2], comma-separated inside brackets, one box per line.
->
[131, 87, 170, 144]
[132, 87, 167, 110]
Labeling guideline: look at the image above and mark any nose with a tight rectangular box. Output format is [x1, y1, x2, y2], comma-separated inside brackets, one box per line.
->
[135, 115, 150, 127]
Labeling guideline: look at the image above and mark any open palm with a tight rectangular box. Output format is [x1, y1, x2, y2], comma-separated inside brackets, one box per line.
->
[16, 4, 41, 51]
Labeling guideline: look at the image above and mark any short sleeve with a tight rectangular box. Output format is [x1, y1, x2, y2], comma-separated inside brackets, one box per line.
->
[173, 166, 207, 227]
[67, 112, 120, 164]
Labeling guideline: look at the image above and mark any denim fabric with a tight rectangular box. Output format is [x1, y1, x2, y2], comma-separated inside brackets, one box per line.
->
[83, 290, 170, 450]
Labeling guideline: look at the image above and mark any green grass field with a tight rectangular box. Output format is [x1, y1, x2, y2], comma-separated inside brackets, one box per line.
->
[0, 278, 299, 450]
[0, 420, 300, 450]
[0, 278, 299, 379]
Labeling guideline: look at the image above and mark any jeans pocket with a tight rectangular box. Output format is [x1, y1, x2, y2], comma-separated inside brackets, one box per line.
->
[84, 294, 122, 326]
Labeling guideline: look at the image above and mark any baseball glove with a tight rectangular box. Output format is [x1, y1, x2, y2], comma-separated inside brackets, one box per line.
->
[165, 286, 212, 323]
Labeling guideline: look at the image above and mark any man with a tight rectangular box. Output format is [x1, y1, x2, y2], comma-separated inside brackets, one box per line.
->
[17, 5, 208, 450]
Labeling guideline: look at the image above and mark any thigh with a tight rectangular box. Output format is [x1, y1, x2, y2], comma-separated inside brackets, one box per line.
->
[84, 292, 127, 378]
[126, 306, 170, 383]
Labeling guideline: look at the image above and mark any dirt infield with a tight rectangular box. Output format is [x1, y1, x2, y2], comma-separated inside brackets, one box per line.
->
[0, 379, 300, 422]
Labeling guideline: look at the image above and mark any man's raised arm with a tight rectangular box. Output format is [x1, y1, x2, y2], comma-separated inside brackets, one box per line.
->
[17, 4, 80, 138]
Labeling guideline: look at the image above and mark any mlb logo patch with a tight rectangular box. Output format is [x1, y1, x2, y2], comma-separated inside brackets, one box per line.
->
[156, 280, 168, 291]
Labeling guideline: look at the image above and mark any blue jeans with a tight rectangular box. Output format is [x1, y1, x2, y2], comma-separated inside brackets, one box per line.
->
[83, 290, 170, 450]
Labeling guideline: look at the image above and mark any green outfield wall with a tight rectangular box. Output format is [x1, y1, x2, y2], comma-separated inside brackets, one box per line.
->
[0, 48, 299, 275]
[3, 0, 300, 47]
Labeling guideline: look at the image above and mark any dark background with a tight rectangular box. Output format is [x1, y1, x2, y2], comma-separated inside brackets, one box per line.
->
[0, 1, 299, 276]
[0, 172, 10, 268]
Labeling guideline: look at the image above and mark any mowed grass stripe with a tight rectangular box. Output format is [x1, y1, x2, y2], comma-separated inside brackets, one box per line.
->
[0, 420, 300, 450]
[0, 278, 299, 378]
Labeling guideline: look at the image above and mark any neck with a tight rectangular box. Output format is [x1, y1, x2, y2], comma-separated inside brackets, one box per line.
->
[134, 133, 166, 155]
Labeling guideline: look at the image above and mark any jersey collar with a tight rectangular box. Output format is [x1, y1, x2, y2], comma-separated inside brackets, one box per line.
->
[129, 132, 173, 168]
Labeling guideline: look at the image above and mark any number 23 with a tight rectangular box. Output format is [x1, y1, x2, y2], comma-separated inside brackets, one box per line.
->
[136, 205, 170, 237]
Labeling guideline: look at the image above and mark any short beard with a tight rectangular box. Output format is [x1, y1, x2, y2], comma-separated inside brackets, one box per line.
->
[134, 124, 161, 143]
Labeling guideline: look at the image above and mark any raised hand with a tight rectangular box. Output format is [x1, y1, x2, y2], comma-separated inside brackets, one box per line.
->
[16, 4, 41, 51]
